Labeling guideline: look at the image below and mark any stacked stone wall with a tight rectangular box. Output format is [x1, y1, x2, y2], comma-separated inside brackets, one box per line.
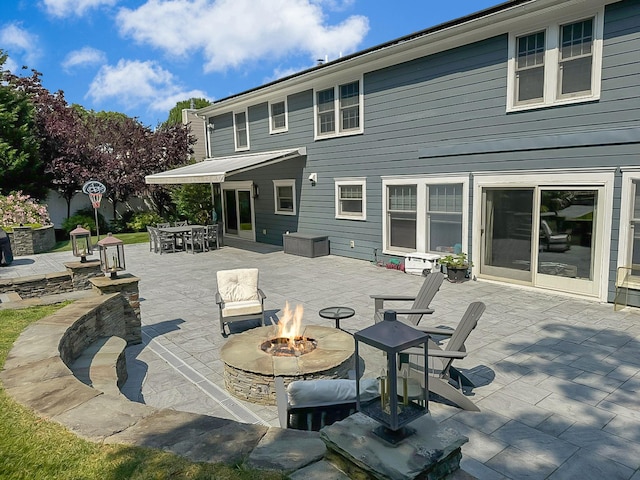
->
[6, 225, 56, 256]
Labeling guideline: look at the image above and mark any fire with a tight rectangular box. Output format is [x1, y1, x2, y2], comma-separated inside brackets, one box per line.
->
[277, 301, 304, 341]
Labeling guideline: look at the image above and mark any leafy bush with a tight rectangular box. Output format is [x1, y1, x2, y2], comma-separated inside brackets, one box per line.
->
[61, 208, 108, 236]
[0, 191, 51, 227]
[124, 211, 165, 232]
[170, 184, 214, 225]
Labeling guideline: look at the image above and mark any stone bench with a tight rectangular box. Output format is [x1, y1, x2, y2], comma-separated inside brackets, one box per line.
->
[70, 336, 128, 397]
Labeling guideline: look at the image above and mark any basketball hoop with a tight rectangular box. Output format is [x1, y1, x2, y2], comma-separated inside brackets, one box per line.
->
[89, 192, 103, 209]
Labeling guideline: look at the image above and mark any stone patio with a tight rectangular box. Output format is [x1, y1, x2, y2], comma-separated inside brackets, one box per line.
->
[2, 239, 640, 479]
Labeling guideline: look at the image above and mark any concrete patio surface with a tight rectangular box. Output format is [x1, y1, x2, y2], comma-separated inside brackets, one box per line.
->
[2, 239, 640, 480]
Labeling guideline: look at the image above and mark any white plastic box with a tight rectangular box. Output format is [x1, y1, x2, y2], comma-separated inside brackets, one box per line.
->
[404, 252, 442, 276]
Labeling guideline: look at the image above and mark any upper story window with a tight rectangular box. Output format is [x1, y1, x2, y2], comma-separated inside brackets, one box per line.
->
[269, 100, 288, 134]
[335, 178, 366, 220]
[273, 179, 296, 215]
[234, 110, 249, 151]
[507, 12, 603, 112]
[314, 78, 363, 140]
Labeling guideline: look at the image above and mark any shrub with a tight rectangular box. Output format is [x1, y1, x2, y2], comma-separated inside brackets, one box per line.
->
[0, 191, 51, 227]
[61, 208, 108, 236]
[112, 211, 164, 233]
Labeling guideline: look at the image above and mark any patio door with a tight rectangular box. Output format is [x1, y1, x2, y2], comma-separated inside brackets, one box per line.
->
[222, 182, 255, 240]
[480, 185, 605, 297]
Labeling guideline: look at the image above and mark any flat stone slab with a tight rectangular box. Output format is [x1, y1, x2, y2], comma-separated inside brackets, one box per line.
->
[321, 412, 468, 480]
[53, 394, 157, 441]
[105, 409, 269, 465]
[288, 459, 352, 479]
[247, 427, 326, 472]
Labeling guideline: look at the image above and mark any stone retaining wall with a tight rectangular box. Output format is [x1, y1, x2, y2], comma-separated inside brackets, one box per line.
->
[6, 225, 56, 256]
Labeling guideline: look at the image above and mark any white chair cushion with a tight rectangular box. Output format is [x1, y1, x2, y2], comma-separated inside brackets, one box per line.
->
[217, 268, 260, 302]
[287, 378, 379, 406]
[221, 300, 263, 317]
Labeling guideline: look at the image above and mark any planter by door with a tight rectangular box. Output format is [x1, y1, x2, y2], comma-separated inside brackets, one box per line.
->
[446, 266, 468, 283]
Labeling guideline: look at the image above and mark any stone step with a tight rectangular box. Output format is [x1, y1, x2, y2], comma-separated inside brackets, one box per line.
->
[71, 336, 128, 396]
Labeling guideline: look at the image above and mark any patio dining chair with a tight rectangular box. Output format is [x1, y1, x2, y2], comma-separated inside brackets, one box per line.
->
[174, 220, 188, 227]
[156, 222, 171, 228]
[184, 226, 206, 254]
[215, 268, 266, 336]
[146, 226, 157, 253]
[205, 224, 218, 250]
[371, 272, 444, 326]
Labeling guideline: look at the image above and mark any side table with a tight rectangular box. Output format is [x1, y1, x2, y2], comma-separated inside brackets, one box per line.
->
[319, 306, 355, 330]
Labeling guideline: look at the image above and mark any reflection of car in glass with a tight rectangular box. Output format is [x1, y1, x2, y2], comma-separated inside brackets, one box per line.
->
[540, 214, 571, 252]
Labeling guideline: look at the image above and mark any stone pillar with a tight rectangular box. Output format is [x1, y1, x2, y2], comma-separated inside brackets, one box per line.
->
[89, 274, 141, 345]
[10, 226, 33, 257]
[64, 259, 103, 290]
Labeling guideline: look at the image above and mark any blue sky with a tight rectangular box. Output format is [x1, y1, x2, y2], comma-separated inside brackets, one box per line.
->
[2, 0, 499, 127]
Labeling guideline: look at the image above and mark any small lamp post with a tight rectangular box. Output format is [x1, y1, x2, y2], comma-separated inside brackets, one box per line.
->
[97, 233, 125, 279]
[354, 310, 429, 444]
[70, 225, 93, 263]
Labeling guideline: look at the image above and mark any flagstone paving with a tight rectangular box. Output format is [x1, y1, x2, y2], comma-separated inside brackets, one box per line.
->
[3, 239, 640, 479]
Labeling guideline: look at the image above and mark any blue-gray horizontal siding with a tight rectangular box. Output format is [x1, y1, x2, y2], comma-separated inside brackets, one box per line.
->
[205, 0, 639, 267]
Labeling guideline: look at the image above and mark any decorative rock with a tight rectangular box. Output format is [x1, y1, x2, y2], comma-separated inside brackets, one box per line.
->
[320, 412, 468, 480]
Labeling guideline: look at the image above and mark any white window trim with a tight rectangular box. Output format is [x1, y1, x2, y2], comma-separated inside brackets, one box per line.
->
[268, 99, 288, 134]
[506, 8, 604, 112]
[382, 175, 469, 256]
[313, 76, 364, 141]
[233, 109, 250, 151]
[335, 177, 366, 221]
[618, 170, 640, 289]
[273, 179, 296, 216]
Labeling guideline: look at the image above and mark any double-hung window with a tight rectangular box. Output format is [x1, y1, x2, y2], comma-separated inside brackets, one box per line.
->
[387, 185, 417, 251]
[383, 177, 468, 255]
[269, 100, 287, 134]
[315, 78, 363, 139]
[507, 11, 602, 111]
[273, 179, 296, 215]
[335, 178, 366, 220]
[234, 110, 249, 151]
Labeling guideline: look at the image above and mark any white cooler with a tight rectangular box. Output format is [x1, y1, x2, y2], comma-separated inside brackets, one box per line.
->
[404, 252, 442, 276]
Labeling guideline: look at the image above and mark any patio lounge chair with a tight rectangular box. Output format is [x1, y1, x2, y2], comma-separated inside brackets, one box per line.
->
[402, 301, 485, 411]
[275, 376, 379, 431]
[371, 272, 444, 326]
[215, 268, 266, 336]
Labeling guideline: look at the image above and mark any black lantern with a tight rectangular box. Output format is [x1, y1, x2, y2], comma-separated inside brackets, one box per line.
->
[70, 225, 93, 263]
[354, 310, 429, 444]
[97, 233, 125, 279]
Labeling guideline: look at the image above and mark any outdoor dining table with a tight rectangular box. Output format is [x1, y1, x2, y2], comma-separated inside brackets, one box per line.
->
[158, 225, 205, 251]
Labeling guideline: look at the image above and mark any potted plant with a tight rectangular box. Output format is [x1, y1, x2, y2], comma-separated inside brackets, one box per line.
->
[440, 253, 473, 283]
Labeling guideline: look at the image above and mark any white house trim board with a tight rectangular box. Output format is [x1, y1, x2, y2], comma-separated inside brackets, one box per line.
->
[617, 172, 640, 283]
[472, 170, 614, 301]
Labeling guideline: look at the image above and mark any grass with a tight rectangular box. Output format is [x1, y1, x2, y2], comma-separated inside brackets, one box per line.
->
[0, 304, 286, 480]
[51, 232, 150, 253]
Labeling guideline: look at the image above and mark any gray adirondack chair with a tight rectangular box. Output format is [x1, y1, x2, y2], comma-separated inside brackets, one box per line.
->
[404, 301, 486, 411]
[371, 272, 444, 325]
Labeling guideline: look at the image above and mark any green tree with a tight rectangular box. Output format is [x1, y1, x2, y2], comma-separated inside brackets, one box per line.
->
[164, 98, 211, 126]
[0, 52, 46, 199]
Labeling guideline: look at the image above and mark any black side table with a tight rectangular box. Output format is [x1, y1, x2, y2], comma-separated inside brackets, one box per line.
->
[319, 306, 355, 330]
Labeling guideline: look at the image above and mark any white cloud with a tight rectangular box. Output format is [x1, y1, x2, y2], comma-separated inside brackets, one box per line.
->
[41, 0, 118, 18]
[0, 23, 41, 65]
[86, 59, 208, 118]
[116, 0, 369, 73]
[62, 46, 107, 71]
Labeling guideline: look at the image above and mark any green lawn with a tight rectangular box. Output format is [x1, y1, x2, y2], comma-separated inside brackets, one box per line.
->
[51, 232, 150, 252]
[0, 304, 285, 480]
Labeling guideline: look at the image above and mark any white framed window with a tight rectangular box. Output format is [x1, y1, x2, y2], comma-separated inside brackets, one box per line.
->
[382, 176, 469, 255]
[234, 110, 249, 151]
[273, 179, 296, 215]
[314, 77, 363, 140]
[269, 99, 288, 134]
[507, 10, 603, 111]
[335, 178, 366, 220]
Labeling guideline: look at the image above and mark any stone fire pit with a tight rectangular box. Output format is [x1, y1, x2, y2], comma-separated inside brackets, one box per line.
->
[220, 325, 355, 405]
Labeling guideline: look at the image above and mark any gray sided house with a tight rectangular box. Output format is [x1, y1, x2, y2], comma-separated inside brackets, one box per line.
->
[146, 0, 640, 306]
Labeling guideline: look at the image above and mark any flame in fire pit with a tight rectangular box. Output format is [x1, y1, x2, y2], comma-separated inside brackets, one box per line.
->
[261, 301, 317, 357]
[278, 301, 304, 340]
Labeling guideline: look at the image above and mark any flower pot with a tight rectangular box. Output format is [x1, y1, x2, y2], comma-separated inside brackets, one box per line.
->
[446, 266, 468, 283]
